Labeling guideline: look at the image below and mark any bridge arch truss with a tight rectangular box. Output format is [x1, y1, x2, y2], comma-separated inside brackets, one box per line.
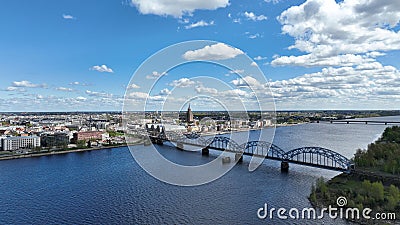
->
[240, 141, 286, 159]
[283, 147, 352, 171]
[205, 136, 242, 153]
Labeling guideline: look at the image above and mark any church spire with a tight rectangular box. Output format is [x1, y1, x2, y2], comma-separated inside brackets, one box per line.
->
[186, 103, 193, 123]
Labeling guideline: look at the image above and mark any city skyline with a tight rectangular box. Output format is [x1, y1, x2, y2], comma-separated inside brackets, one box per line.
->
[1, 0, 400, 111]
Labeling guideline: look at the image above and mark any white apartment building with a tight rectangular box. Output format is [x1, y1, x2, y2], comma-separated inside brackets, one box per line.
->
[2, 136, 40, 151]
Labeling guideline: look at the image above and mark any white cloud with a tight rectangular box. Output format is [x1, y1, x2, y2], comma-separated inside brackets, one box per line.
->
[232, 18, 241, 23]
[272, 53, 375, 67]
[229, 69, 244, 74]
[274, 0, 400, 67]
[76, 96, 87, 101]
[56, 87, 74, 92]
[127, 92, 165, 102]
[366, 52, 386, 58]
[220, 89, 254, 98]
[248, 33, 261, 39]
[179, 18, 190, 24]
[146, 71, 166, 79]
[254, 56, 267, 61]
[130, 0, 230, 17]
[4, 87, 19, 91]
[185, 20, 215, 29]
[85, 90, 113, 98]
[90, 65, 114, 73]
[251, 62, 258, 67]
[183, 43, 244, 61]
[0, 95, 125, 111]
[2, 86, 28, 93]
[231, 76, 262, 88]
[244, 12, 267, 21]
[159, 88, 172, 95]
[12, 80, 46, 88]
[269, 62, 400, 104]
[69, 81, 89, 86]
[264, 0, 282, 4]
[195, 85, 218, 95]
[62, 14, 76, 20]
[169, 78, 197, 87]
[127, 83, 141, 89]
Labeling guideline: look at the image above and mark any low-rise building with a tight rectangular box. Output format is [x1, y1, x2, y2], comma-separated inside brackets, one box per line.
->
[0, 136, 6, 150]
[40, 133, 70, 148]
[72, 131, 103, 143]
[2, 136, 40, 151]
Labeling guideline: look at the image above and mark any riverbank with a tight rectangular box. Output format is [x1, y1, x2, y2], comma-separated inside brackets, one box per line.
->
[310, 126, 400, 224]
[0, 141, 144, 161]
[198, 123, 307, 137]
[0, 128, 266, 161]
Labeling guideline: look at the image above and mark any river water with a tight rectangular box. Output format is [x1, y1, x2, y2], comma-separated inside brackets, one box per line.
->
[1, 116, 398, 224]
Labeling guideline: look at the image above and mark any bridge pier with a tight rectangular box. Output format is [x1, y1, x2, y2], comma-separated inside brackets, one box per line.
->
[202, 147, 209, 156]
[235, 153, 243, 163]
[152, 138, 163, 145]
[222, 157, 231, 164]
[143, 139, 151, 146]
[281, 161, 289, 172]
[176, 142, 184, 150]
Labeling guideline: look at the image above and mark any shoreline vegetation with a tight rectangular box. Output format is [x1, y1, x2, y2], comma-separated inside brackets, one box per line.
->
[310, 126, 400, 224]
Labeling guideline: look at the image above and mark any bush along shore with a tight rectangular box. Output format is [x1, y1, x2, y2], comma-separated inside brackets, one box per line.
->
[310, 126, 400, 224]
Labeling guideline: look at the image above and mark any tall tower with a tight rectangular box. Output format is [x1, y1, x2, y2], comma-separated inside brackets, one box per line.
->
[186, 104, 193, 123]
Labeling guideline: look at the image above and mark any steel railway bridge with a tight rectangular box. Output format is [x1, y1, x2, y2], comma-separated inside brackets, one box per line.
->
[133, 129, 354, 173]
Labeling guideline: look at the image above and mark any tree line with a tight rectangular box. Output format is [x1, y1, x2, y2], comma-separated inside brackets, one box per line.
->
[354, 126, 400, 175]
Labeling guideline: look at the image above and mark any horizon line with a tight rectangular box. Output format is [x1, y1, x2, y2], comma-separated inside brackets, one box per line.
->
[1, 109, 400, 113]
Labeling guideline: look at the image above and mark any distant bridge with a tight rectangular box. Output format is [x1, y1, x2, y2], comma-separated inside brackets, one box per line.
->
[138, 130, 354, 173]
[325, 120, 400, 125]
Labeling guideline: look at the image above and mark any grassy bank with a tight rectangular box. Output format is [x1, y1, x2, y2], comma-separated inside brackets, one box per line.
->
[310, 126, 400, 224]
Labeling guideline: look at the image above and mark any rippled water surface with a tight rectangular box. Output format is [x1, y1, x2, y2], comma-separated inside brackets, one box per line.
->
[1, 116, 398, 224]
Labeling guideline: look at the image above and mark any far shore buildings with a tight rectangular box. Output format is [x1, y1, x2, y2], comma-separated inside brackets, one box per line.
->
[1, 136, 40, 151]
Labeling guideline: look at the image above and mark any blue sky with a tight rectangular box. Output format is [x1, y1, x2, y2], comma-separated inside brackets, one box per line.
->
[1, 0, 400, 111]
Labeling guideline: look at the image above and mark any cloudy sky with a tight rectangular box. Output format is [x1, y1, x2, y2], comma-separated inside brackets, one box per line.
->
[1, 0, 400, 111]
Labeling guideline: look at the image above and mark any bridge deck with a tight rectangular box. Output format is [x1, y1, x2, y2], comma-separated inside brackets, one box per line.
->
[329, 120, 400, 124]
[159, 138, 351, 172]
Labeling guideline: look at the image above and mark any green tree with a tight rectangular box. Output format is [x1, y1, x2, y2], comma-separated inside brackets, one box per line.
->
[77, 140, 87, 149]
[310, 184, 317, 203]
[370, 181, 384, 202]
